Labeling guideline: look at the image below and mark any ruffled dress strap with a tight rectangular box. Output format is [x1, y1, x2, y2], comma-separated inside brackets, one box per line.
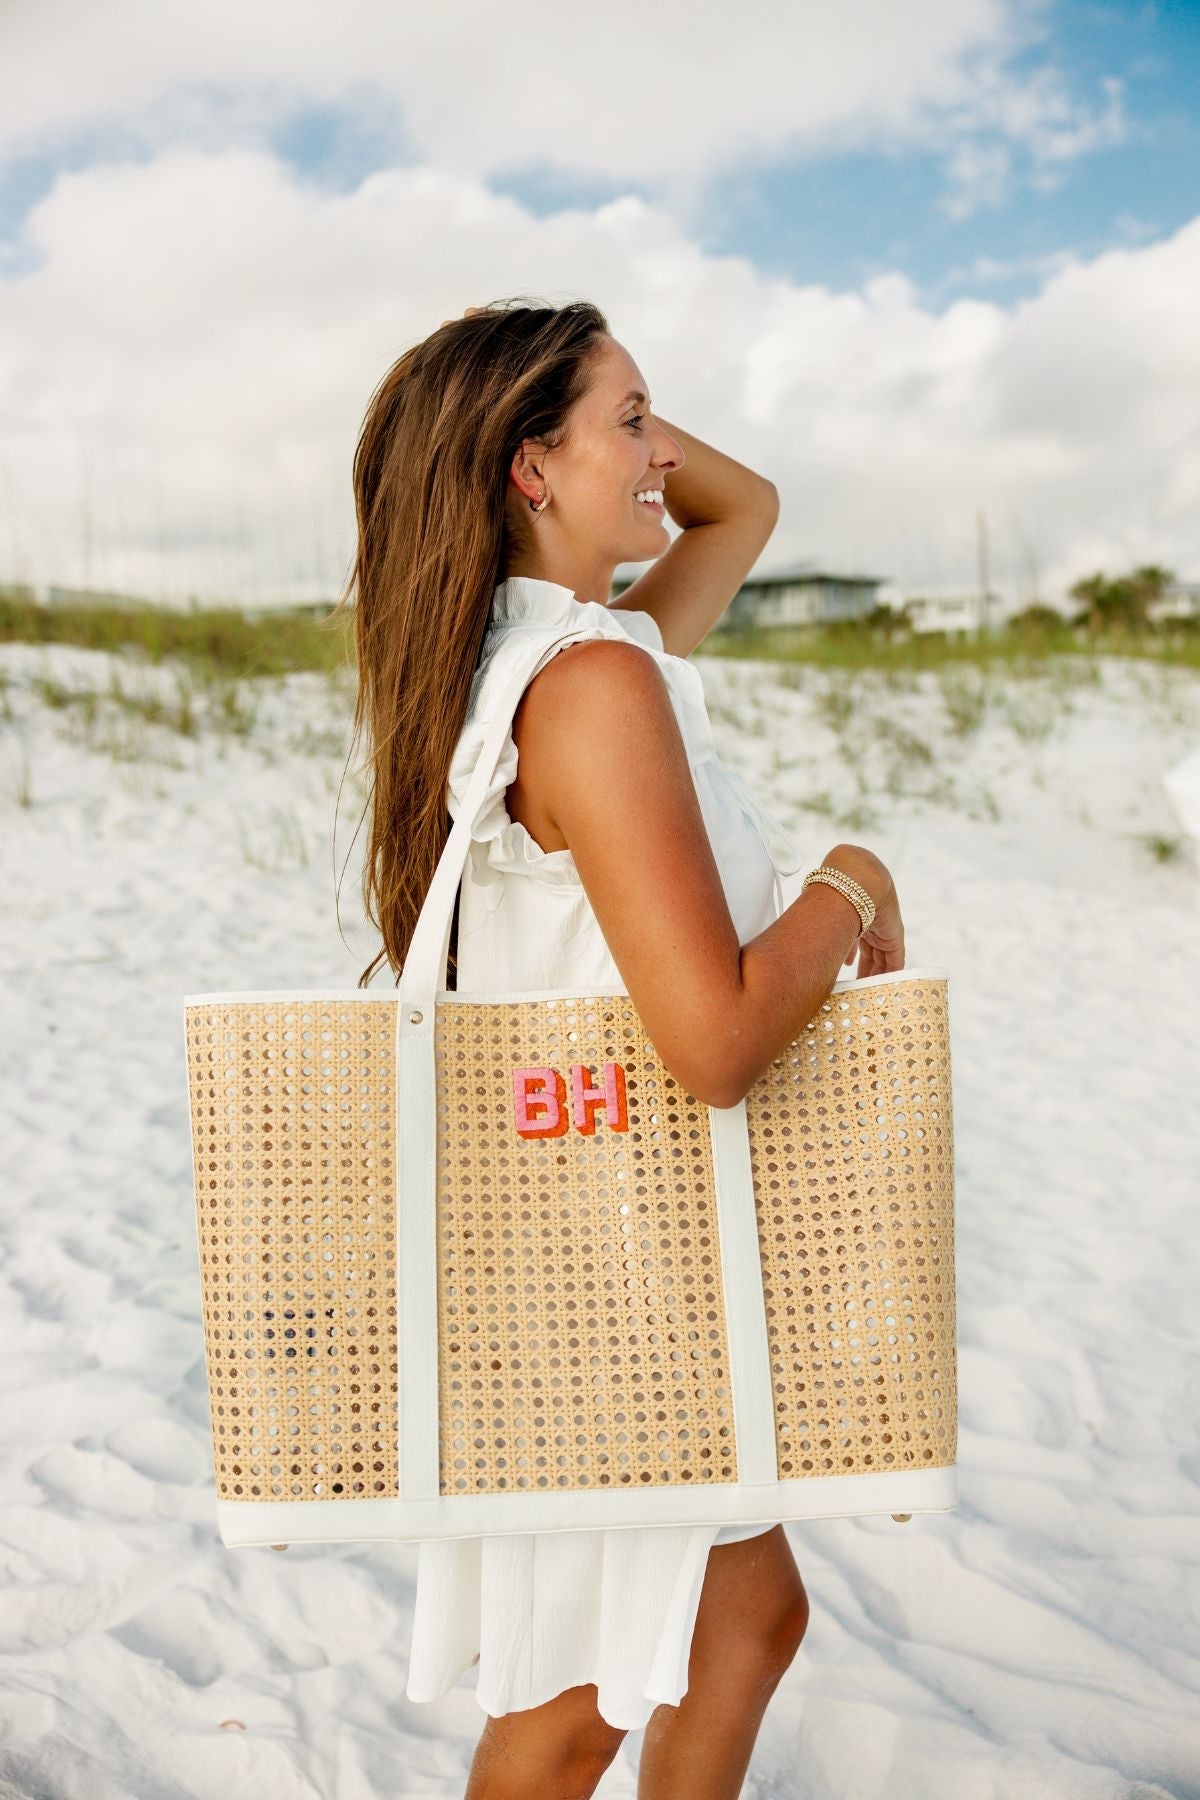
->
[446, 601, 666, 897]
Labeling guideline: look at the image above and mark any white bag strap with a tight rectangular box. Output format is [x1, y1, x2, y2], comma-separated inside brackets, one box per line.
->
[394, 624, 596, 1502]
[399, 624, 592, 1010]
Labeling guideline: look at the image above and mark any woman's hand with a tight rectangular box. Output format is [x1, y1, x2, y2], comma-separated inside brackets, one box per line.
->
[440, 305, 486, 328]
[843, 867, 905, 980]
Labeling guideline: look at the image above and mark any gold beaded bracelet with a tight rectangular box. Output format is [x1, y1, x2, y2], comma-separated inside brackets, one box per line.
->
[801, 864, 876, 935]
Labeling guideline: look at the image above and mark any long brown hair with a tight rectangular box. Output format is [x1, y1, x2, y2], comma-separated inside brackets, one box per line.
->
[330, 296, 610, 989]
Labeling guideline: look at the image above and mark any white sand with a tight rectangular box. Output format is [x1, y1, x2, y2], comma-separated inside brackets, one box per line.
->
[1, 637, 1197, 1799]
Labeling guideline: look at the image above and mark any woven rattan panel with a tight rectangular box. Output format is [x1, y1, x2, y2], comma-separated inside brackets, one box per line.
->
[744, 975, 957, 1481]
[434, 997, 738, 1496]
[186, 1001, 399, 1503]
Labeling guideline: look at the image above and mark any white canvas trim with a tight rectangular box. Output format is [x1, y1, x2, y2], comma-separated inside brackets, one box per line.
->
[215, 1464, 958, 1547]
[708, 1101, 777, 1488]
[183, 965, 951, 1008]
[396, 989, 439, 1502]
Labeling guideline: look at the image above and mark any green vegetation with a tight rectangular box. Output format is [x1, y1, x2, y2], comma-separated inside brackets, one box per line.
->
[2, 562, 1194, 682]
[1066, 563, 1177, 633]
[0, 585, 354, 680]
[702, 579, 1198, 672]
[1139, 831, 1188, 864]
[0, 587, 358, 782]
[700, 564, 1197, 671]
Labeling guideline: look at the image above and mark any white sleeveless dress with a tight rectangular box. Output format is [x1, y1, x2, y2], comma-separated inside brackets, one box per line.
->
[404, 574, 807, 1730]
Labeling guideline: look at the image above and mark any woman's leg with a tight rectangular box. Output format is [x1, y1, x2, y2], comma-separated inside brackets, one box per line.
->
[464, 1682, 628, 1800]
[636, 1525, 809, 1800]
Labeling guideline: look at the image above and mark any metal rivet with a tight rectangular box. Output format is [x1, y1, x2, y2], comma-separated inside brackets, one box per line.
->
[409, 1010, 423, 1024]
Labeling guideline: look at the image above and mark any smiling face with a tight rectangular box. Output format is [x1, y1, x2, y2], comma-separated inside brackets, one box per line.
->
[504, 334, 685, 603]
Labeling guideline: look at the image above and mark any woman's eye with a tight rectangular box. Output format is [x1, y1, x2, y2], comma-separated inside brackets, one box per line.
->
[626, 413, 645, 430]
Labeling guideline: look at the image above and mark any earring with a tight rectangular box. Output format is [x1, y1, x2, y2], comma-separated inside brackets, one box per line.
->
[529, 492, 549, 513]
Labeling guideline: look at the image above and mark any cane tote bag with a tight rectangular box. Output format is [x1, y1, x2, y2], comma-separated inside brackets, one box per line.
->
[183, 623, 958, 1549]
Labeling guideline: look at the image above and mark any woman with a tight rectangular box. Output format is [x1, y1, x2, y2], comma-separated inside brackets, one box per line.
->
[339, 297, 905, 1798]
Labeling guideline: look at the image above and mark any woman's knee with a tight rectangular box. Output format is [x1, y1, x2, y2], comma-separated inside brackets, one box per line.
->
[770, 1574, 811, 1665]
[562, 1710, 628, 1772]
[698, 1536, 811, 1681]
[467, 1685, 627, 1797]
[735, 1570, 808, 1683]
[544, 1682, 627, 1759]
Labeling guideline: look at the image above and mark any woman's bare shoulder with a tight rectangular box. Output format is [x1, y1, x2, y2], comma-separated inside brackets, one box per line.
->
[508, 637, 673, 854]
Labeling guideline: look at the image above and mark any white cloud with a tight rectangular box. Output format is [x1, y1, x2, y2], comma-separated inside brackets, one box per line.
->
[1024, 72, 1126, 167]
[939, 248, 1078, 288]
[942, 141, 1014, 219]
[933, 67, 1126, 216]
[0, 0, 1125, 228]
[1, 148, 1195, 608]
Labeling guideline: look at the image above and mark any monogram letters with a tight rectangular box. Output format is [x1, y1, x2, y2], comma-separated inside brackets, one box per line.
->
[512, 1062, 629, 1138]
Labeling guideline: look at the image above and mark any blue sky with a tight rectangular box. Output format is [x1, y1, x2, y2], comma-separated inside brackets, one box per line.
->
[490, 4, 1200, 305]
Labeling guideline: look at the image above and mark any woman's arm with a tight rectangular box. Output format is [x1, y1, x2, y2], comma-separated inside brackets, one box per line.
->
[511, 637, 894, 1108]
[608, 415, 779, 659]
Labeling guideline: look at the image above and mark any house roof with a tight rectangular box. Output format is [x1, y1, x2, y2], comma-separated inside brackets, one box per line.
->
[746, 560, 886, 587]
